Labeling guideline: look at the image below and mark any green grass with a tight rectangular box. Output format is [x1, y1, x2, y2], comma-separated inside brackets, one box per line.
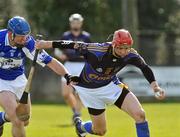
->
[2, 103, 180, 137]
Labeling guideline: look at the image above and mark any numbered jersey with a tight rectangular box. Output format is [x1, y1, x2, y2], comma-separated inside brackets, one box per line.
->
[0, 29, 52, 80]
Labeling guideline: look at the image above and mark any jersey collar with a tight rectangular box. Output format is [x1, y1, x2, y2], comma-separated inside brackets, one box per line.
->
[5, 33, 17, 49]
[5, 33, 10, 46]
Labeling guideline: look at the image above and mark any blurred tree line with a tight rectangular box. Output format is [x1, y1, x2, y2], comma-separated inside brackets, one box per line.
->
[138, 0, 180, 65]
[0, 0, 180, 65]
[26, 0, 122, 41]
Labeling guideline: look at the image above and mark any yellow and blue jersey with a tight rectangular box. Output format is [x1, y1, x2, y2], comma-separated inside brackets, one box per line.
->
[52, 41, 156, 88]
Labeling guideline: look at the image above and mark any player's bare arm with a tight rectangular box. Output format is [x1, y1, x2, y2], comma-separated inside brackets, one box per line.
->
[47, 58, 69, 76]
[46, 58, 80, 85]
[36, 40, 53, 49]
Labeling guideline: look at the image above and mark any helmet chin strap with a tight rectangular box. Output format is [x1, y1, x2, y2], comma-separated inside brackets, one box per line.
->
[12, 33, 15, 41]
[8, 32, 15, 46]
[10, 33, 25, 48]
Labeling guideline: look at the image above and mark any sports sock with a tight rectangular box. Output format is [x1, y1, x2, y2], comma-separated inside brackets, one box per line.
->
[0, 112, 8, 125]
[136, 121, 150, 137]
[72, 108, 80, 116]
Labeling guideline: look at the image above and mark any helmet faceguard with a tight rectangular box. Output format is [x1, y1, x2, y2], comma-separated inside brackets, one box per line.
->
[112, 29, 133, 48]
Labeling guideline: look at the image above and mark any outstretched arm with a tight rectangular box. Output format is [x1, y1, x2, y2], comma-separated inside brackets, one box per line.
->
[36, 40, 53, 49]
[24, 37, 80, 84]
[46, 58, 69, 76]
[129, 55, 165, 100]
[36, 40, 83, 50]
[47, 58, 80, 85]
[24, 46, 80, 85]
[36, 40, 89, 56]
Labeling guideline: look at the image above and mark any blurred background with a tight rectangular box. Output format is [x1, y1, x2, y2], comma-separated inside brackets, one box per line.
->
[0, 0, 180, 102]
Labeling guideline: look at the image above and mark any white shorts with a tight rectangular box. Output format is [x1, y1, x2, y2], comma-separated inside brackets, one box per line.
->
[62, 61, 84, 82]
[0, 74, 27, 100]
[73, 82, 124, 109]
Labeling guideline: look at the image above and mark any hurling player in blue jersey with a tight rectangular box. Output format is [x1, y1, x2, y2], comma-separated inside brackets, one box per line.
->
[36, 29, 165, 137]
[54, 13, 91, 120]
[0, 16, 78, 137]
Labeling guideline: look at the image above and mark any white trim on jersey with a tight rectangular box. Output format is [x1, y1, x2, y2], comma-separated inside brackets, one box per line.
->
[22, 48, 46, 67]
[5, 33, 17, 49]
[5, 33, 9, 46]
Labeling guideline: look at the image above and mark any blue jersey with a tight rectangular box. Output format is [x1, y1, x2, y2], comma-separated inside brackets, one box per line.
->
[52, 41, 156, 88]
[0, 29, 52, 80]
[61, 31, 91, 62]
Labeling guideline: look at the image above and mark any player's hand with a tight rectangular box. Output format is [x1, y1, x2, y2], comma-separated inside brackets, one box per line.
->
[154, 87, 165, 100]
[64, 74, 81, 85]
[35, 40, 52, 49]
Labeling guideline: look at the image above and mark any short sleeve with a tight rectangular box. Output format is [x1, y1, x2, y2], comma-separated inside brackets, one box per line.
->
[25, 36, 35, 53]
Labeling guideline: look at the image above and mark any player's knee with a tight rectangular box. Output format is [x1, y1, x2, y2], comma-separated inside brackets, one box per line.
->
[24, 120, 29, 126]
[6, 110, 17, 122]
[12, 119, 24, 127]
[93, 128, 107, 136]
[133, 109, 146, 122]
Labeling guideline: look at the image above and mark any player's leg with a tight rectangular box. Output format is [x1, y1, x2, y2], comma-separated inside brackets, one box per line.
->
[88, 108, 106, 135]
[0, 91, 11, 136]
[75, 93, 83, 113]
[74, 108, 106, 136]
[23, 95, 31, 127]
[0, 103, 9, 136]
[61, 82, 80, 116]
[0, 91, 26, 137]
[73, 83, 117, 136]
[61, 61, 84, 118]
[114, 88, 150, 137]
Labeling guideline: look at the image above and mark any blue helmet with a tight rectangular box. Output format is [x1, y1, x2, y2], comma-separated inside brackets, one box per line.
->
[7, 16, 31, 36]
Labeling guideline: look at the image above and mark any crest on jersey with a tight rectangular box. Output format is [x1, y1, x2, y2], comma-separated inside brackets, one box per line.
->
[96, 67, 103, 72]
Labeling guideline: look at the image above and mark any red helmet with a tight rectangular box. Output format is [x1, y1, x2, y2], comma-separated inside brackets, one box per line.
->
[112, 29, 133, 47]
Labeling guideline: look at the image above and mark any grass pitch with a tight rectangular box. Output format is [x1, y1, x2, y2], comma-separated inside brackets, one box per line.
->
[2, 103, 180, 137]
